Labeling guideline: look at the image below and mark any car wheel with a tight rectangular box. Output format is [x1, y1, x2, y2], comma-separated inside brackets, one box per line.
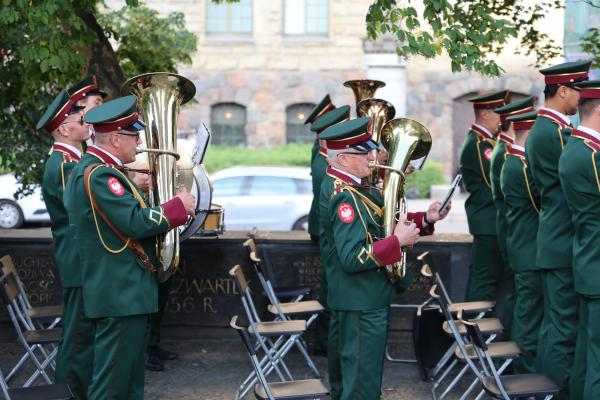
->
[0, 199, 24, 229]
[292, 215, 309, 231]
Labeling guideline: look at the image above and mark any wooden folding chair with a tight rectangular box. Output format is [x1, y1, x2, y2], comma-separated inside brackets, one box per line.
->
[0, 364, 73, 400]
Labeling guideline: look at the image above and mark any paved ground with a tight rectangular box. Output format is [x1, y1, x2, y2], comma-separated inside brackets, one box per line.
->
[0, 335, 480, 399]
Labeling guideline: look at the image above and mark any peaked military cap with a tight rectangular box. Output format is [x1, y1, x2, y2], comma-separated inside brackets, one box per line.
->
[310, 105, 351, 134]
[507, 110, 537, 131]
[575, 80, 600, 99]
[84, 95, 146, 133]
[304, 94, 335, 125]
[68, 75, 107, 104]
[469, 90, 509, 110]
[540, 60, 591, 85]
[320, 117, 378, 151]
[495, 96, 535, 122]
[36, 90, 85, 132]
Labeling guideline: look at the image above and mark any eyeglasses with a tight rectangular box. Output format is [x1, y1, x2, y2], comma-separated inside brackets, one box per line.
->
[116, 131, 141, 140]
[339, 151, 370, 157]
[60, 115, 84, 126]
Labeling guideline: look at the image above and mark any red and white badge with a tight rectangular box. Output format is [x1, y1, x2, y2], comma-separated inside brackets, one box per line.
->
[108, 177, 125, 196]
[337, 202, 355, 223]
[484, 148, 493, 161]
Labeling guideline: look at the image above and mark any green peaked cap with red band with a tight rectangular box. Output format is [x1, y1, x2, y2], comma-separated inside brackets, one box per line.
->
[68, 75, 107, 104]
[495, 96, 535, 122]
[310, 105, 351, 133]
[304, 94, 334, 125]
[540, 60, 591, 85]
[36, 90, 84, 132]
[507, 110, 537, 131]
[84, 95, 146, 133]
[575, 80, 600, 99]
[468, 90, 509, 110]
[319, 117, 378, 151]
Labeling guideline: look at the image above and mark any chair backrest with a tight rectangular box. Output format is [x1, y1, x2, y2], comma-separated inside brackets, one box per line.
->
[229, 265, 249, 292]
[0, 255, 17, 277]
[459, 310, 489, 353]
[229, 264, 264, 326]
[0, 272, 20, 304]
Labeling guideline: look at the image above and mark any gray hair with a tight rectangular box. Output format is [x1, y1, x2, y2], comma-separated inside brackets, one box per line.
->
[326, 148, 345, 164]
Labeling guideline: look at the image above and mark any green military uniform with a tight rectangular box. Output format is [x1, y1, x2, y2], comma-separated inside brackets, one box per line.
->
[37, 90, 95, 399]
[492, 97, 535, 340]
[558, 80, 600, 400]
[64, 96, 189, 400]
[500, 111, 542, 373]
[305, 99, 351, 354]
[459, 90, 508, 303]
[318, 118, 433, 399]
[525, 60, 591, 397]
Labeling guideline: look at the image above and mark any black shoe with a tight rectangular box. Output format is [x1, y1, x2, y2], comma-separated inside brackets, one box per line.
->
[312, 348, 327, 358]
[149, 346, 178, 361]
[145, 354, 164, 371]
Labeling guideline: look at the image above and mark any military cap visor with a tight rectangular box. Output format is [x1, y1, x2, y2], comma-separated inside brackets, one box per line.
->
[84, 95, 146, 133]
[575, 80, 600, 99]
[36, 90, 81, 132]
[507, 110, 537, 131]
[495, 96, 535, 122]
[304, 94, 334, 125]
[468, 90, 509, 110]
[320, 117, 378, 150]
[310, 105, 351, 133]
[540, 60, 591, 85]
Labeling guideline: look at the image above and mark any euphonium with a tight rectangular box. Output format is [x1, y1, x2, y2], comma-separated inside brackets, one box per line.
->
[121, 72, 196, 282]
[379, 118, 432, 283]
[343, 79, 385, 105]
[357, 98, 395, 183]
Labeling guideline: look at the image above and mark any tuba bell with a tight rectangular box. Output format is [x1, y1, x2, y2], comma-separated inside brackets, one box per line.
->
[378, 118, 432, 283]
[121, 72, 206, 282]
[343, 79, 385, 106]
[357, 98, 396, 183]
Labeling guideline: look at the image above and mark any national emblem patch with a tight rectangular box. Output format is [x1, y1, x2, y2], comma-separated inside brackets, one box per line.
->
[484, 148, 493, 161]
[337, 202, 354, 223]
[108, 176, 125, 196]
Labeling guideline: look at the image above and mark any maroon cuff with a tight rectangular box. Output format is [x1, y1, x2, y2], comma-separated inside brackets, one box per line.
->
[408, 211, 434, 236]
[161, 197, 188, 228]
[373, 236, 401, 265]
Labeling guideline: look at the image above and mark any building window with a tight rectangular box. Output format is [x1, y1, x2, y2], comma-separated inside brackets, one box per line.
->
[284, 0, 328, 36]
[206, 0, 253, 36]
[286, 103, 316, 144]
[210, 103, 247, 147]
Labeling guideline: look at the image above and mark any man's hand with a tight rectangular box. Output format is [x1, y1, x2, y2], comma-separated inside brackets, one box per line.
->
[393, 214, 420, 247]
[376, 148, 388, 165]
[426, 200, 451, 224]
[176, 187, 196, 216]
[132, 172, 151, 194]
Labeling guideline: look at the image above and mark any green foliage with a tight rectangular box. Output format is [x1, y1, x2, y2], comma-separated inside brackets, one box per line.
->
[405, 160, 446, 198]
[99, 6, 197, 77]
[581, 28, 600, 69]
[366, 0, 563, 76]
[203, 144, 312, 173]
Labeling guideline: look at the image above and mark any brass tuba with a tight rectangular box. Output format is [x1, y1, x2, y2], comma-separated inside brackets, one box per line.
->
[357, 98, 395, 183]
[343, 79, 385, 106]
[121, 72, 199, 282]
[379, 118, 432, 283]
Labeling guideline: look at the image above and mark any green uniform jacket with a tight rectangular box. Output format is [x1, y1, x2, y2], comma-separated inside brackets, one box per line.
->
[525, 109, 573, 269]
[559, 128, 600, 295]
[308, 142, 327, 238]
[42, 143, 82, 288]
[459, 125, 497, 235]
[500, 145, 540, 272]
[64, 146, 188, 318]
[490, 135, 513, 257]
[318, 167, 433, 311]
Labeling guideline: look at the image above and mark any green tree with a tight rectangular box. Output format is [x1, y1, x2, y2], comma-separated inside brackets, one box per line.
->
[366, 0, 563, 76]
[581, 27, 600, 68]
[0, 1, 196, 196]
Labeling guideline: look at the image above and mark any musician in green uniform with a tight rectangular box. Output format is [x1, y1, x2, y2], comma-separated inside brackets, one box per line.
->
[525, 60, 590, 396]
[37, 90, 93, 398]
[68, 75, 106, 112]
[305, 96, 351, 356]
[500, 110, 542, 373]
[64, 96, 196, 399]
[459, 90, 508, 303]
[318, 117, 447, 399]
[492, 96, 535, 338]
[558, 80, 600, 400]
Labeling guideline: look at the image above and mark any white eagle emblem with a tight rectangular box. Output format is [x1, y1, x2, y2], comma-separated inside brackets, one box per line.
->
[484, 147, 493, 161]
[108, 176, 125, 196]
[337, 202, 354, 224]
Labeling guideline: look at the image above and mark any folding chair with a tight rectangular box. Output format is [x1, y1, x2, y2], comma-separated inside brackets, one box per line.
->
[243, 238, 310, 302]
[431, 286, 519, 400]
[229, 265, 319, 400]
[459, 313, 559, 400]
[230, 316, 329, 400]
[0, 272, 62, 387]
[0, 255, 63, 330]
[0, 365, 73, 400]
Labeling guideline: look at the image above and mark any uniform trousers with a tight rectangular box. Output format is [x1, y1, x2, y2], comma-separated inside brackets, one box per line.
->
[502, 266, 515, 342]
[315, 267, 330, 353]
[465, 235, 504, 302]
[570, 295, 600, 400]
[148, 278, 172, 349]
[511, 271, 543, 373]
[537, 267, 577, 399]
[88, 315, 149, 400]
[55, 287, 95, 399]
[328, 307, 389, 400]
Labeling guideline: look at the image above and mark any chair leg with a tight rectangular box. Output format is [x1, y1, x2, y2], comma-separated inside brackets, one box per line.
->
[438, 362, 471, 399]
[22, 346, 56, 386]
[472, 359, 511, 400]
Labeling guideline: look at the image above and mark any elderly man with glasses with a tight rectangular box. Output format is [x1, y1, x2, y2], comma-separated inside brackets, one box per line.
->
[318, 117, 449, 400]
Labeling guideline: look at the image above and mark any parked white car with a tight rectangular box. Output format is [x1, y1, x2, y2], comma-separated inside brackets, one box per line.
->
[210, 166, 312, 231]
[0, 174, 50, 229]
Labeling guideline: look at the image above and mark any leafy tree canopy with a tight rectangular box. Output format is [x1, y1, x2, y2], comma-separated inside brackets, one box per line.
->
[366, 0, 563, 76]
[0, 0, 196, 196]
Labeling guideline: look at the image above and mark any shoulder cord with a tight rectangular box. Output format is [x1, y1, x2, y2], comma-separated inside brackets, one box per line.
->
[521, 161, 540, 214]
[476, 141, 492, 188]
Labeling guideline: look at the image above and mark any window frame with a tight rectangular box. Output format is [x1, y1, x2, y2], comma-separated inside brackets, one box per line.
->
[205, 0, 254, 41]
[282, 0, 329, 39]
[285, 103, 317, 144]
[210, 102, 248, 147]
